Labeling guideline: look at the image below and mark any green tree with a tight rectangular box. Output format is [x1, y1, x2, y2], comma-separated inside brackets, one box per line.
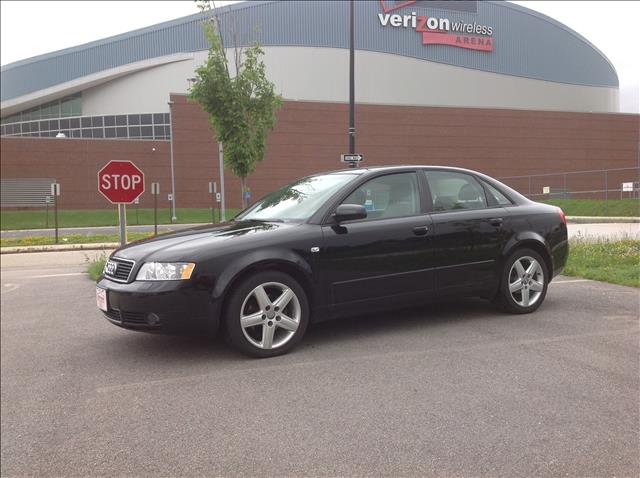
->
[190, 1, 283, 208]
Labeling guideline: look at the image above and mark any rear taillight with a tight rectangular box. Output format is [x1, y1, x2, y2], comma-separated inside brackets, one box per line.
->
[557, 207, 566, 225]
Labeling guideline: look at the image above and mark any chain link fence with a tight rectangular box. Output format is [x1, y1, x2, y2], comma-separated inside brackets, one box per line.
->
[498, 167, 640, 215]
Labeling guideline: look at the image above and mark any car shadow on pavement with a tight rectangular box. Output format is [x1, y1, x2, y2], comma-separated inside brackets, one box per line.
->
[98, 297, 501, 363]
[98, 329, 236, 363]
[301, 297, 500, 347]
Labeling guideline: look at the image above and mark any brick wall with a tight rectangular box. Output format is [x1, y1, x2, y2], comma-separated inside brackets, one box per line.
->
[2, 94, 638, 210]
[0, 137, 171, 209]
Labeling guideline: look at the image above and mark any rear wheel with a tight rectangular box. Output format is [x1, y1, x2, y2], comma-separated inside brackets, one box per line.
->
[496, 248, 548, 314]
[225, 271, 309, 357]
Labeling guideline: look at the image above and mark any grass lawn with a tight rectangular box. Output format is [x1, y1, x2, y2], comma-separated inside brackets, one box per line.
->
[540, 199, 639, 217]
[1, 207, 241, 230]
[2, 200, 637, 230]
[564, 239, 639, 288]
[73, 238, 637, 288]
[0, 232, 153, 248]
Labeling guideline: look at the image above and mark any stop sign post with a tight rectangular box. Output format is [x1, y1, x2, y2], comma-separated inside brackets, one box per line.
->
[98, 161, 145, 246]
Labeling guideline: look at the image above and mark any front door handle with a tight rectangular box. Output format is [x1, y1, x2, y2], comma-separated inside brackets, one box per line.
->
[412, 225, 429, 236]
[489, 217, 503, 227]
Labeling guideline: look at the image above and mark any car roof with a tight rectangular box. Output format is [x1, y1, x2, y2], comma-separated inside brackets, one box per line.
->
[321, 165, 485, 175]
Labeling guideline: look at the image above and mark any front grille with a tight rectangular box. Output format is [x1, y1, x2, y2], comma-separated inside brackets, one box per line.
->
[121, 310, 147, 325]
[104, 308, 149, 326]
[104, 308, 121, 321]
[104, 257, 135, 282]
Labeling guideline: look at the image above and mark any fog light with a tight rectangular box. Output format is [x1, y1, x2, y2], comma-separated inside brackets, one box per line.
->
[146, 313, 160, 326]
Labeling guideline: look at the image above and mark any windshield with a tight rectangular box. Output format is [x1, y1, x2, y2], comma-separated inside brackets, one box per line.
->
[236, 173, 358, 222]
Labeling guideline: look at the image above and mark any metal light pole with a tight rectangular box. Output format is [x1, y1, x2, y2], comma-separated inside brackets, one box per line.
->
[167, 100, 177, 221]
[348, 0, 356, 167]
[54, 132, 66, 243]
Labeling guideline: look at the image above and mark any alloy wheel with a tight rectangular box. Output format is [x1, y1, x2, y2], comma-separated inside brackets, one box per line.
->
[240, 281, 301, 350]
[508, 256, 545, 307]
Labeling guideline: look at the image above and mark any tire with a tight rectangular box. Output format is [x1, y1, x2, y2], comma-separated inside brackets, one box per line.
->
[495, 248, 549, 314]
[224, 270, 309, 358]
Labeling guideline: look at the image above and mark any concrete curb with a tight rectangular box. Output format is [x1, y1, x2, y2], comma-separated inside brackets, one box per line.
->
[1, 243, 118, 254]
[566, 216, 639, 224]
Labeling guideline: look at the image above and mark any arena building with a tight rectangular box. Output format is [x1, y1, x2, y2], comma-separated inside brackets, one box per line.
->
[1, 0, 638, 210]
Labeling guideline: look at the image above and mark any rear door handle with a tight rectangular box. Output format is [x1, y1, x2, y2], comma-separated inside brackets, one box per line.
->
[412, 225, 429, 236]
[489, 217, 503, 227]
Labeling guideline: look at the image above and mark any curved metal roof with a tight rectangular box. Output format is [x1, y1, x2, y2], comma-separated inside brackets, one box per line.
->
[0, 0, 618, 104]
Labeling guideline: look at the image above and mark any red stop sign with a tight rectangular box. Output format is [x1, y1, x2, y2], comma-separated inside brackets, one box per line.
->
[98, 160, 145, 204]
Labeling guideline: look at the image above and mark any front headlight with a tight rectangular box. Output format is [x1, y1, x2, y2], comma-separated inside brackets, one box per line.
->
[135, 262, 195, 281]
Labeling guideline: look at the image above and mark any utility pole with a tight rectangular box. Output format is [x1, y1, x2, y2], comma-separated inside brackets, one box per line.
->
[348, 0, 356, 166]
[168, 100, 177, 221]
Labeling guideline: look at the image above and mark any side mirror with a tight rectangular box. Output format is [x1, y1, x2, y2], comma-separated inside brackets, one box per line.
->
[333, 204, 367, 222]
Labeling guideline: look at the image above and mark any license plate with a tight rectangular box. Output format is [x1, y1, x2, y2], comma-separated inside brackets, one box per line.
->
[96, 286, 108, 311]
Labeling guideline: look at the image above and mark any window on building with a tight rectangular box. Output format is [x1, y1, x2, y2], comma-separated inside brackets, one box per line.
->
[1, 105, 171, 141]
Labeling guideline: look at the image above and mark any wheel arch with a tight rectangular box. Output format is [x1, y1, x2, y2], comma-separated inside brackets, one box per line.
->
[213, 249, 316, 330]
[502, 233, 554, 280]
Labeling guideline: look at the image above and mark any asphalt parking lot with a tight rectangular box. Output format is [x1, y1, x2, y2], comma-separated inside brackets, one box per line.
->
[1, 251, 638, 477]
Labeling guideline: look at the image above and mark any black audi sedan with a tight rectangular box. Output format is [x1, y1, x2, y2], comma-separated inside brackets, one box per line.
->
[96, 166, 568, 357]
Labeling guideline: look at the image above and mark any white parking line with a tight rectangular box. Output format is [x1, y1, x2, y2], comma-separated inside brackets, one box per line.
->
[28, 272, 87, 279]
[553, 279, 591, 284]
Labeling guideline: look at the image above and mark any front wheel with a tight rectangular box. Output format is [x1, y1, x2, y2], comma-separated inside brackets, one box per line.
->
[495, 248, 548, 314]
[225, 271, 309, 358]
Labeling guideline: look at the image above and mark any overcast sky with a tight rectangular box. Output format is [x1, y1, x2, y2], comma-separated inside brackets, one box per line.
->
[1, 0, 638, 113]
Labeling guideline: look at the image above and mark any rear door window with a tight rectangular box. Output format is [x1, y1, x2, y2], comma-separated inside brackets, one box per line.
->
[425, 171, 487, 212]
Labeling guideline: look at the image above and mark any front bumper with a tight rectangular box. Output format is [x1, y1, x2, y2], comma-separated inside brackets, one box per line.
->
[96, 276, 220, 334]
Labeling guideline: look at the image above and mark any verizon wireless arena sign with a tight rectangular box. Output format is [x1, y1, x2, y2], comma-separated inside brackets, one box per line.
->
[378, 0, 494, 52]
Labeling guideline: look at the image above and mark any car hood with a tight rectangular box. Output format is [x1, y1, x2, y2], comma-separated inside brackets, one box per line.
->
[112, 220, 291, 263]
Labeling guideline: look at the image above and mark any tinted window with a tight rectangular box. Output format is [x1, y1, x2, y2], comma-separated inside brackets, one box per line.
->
[482, 180, 513, 206]
[238, 173, 358, 222]
[342, 172, 420, 220]
[426, 171, 487, 212]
